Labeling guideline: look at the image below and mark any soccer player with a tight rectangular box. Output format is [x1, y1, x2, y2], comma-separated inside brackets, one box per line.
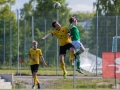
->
[41, 21, 75, 79]
[28, 40, 47, 89]
[69, 17, 85, 74]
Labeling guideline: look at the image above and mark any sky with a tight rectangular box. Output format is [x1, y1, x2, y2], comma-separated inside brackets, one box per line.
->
[12, 0, 96, 12]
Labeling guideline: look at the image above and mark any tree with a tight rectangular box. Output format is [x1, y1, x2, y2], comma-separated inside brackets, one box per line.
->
[93, 0, 120, 16]
[0, 0, 19, 66]
[88, 0, 120, 57]
[71, 12, 95, 21]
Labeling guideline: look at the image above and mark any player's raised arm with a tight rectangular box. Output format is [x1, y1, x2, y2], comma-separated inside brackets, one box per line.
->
[41, 33, 52, 41]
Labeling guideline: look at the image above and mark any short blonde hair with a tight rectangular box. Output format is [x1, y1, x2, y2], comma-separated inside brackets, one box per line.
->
[32, 40, 38, 44]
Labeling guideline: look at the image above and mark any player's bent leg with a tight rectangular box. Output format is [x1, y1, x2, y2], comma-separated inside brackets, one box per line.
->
[69, 52, 74, 66]
[69, 47, 76, 60]
[75, 45, 85, 55]
[69, 51, 75, 60]
[75, 49, 83, 55]
[80, 42, 85, 52]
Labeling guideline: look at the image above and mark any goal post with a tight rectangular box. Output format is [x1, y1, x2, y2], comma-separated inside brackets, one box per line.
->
[112, 36, 120, 52]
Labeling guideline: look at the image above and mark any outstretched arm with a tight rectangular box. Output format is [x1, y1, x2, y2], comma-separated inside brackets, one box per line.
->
[41, 33, 52, 41]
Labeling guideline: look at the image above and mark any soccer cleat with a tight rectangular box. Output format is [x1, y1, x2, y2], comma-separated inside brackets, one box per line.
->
[76, 68, 83, 74]
[70, 60, 74, 66]
[63, 71, 67, 79]
[37, 83, 41, 89]
[32, 85, 36, 89]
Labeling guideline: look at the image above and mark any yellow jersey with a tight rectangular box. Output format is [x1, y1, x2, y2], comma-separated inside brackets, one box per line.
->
[28, 48, 42, 65]
[51, 26, 71, 46]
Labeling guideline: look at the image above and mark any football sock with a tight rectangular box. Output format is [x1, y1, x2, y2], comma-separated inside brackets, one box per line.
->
[69, 52, 74, 61]
[34, 75, 37, 86]
[36, 76, 40, 84]
[77, 57, 80, 69]
[75, 49, 83, 55]
[60, 61, 66, 74]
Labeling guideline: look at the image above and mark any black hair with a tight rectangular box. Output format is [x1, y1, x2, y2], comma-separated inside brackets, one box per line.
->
[52, 21, 57, 27]
[69, 17, 75, 24]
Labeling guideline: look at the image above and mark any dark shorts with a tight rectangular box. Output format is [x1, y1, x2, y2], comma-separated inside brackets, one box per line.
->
[59, 43, 74, 55]
[30, 64, 39, 74]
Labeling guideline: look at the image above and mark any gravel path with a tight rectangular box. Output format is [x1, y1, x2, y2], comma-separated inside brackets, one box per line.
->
[14, 76, 102, 89]
[14, 76, 63, 89]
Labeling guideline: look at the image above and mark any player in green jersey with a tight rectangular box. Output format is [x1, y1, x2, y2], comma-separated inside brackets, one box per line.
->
[69, 17, 85, 74]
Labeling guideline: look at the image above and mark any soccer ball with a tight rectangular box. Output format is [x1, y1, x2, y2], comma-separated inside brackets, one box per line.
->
[53, 2, 61, 9]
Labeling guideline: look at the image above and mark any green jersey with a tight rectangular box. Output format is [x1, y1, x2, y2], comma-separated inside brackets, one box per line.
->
[70, 25, 80, 41]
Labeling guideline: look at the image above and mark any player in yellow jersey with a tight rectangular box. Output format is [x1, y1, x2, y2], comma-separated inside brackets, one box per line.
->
[28, 40, 47, 89]
[41, 21, 75, 79]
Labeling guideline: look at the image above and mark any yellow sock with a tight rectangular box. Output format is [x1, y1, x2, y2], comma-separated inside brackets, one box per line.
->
[34, 75, 37, 86]
[70, 52, 74, 61]
[36, 76, 40, 84]
[60, 61, 66, 74]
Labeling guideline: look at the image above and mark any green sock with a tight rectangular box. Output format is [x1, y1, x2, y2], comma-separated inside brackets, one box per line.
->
[77, 57, 80, 69]
[75, 50, 83, 55]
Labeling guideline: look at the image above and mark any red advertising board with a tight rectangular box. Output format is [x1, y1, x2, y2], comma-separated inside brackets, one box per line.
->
[102, 52, 120, 78]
